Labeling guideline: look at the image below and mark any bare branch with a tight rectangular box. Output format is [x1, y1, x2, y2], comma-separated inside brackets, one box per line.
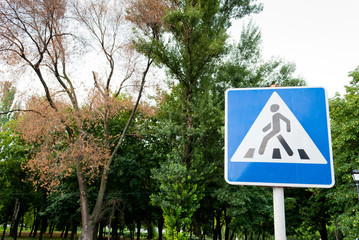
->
[92, 71, 106, 98]
[0, 109, 45, 117]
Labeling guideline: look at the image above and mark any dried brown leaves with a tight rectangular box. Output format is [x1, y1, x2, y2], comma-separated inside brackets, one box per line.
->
[16, 89, 156, 192]
[86, 88, 135, 121]
[126, 0, 170, 37]
[0, 0, 67, 65]
[17, 96, 112, 191]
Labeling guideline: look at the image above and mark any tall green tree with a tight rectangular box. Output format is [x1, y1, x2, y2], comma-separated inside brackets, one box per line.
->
[146, 7, 307, 239]
[142, 1, 262, 238]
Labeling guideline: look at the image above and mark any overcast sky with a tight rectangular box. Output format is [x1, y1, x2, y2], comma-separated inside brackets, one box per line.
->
[230, 0, 359, 98]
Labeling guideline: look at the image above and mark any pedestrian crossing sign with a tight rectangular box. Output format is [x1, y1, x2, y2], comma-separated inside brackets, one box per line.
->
[225, 87, 334, 188]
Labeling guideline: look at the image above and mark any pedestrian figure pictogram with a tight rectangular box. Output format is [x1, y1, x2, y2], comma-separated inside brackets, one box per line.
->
[258, 104, 293, 156]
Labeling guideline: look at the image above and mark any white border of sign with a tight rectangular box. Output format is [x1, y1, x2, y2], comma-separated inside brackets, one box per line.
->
[225, 86, 334, 188]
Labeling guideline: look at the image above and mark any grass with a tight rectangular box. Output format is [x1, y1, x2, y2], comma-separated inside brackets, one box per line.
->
[0, 230, 151, 240]
[1, 231, 78, 240]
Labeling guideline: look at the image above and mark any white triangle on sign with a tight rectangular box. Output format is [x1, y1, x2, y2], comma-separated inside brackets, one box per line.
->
[231, 92, 327, 164]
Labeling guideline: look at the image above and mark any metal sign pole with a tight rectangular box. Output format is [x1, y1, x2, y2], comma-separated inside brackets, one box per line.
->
[273, 187, 286, 240]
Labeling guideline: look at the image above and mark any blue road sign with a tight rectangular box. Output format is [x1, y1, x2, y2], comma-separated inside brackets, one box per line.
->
[225, 87, 334, 188]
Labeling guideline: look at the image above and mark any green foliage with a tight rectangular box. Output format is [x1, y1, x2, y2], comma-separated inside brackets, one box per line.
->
[214, 184, 273, 234]
[0, 123, 29, 195]
[151, 158, 204, 240]
[156, 1, 227, 83]
[0, 123, 39, 236]
[144, 0, 258, 236]
[329, 66, 359, 239]
[146, 1, 304, 238]
[216, 22, 305, 92]
[105, 109, 162, 237]
[0, 0, 340, 238]
[46, 191, 80, 229]
[0, 81, 16, 126]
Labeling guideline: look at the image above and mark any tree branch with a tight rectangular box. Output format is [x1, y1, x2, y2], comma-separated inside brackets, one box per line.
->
[0, 109, 45, 117]
[91, 55, 154, 223]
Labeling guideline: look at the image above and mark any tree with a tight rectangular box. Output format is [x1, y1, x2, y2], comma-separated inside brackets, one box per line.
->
[106, 109, 160, 240]
[0, 80, 34, 240]
[142, 0, 263, 237]
[0, 129, 33, 240]
[143, 5, 306, 238]
[45, 190, 80, 240]
[329, 66, 359, 239]
[0, 0, 162, 239]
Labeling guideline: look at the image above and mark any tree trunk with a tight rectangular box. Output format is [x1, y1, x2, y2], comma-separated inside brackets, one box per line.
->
[1, 214, 8, 240]
[112, 213, 119, 240]
[190, 225, 193, 239]
[130, 226, 135, 240]
[319, 221, 328, 240]
[78, 223, 96, 240]
[29, 220, 35, 237]
[49, 223, 55, 238]
[119, 224, 124, 240]
[70, 220, 77, 240]
[158, 216, 164, 240]
[147, 222, 153, 240]
[229, 226, 236, 240]
[136, 220, 141, 240]
[224, 223, 229, 240]
[213, 210, 221, 240]
[60, 228, 65, 238]
[146, 204, 153, 240]
[76, 157, 97, 240]
[64, 224, 69, 239]
[93, 222, 99, 240]
[10, 198, 21, 239]
[48, 223, 52, 234]
[224, 212, 230, 240]
[334, 219, 339, 240]
[202, 224, 207, 240]
[39, 216, 47, 240]
[193, 212, 202, 240]
[32, 217, 40, 238]
[99, 222, 104, 240]
[18, 214, 24, 237]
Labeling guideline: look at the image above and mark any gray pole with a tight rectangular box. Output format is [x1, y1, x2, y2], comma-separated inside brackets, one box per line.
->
[273, 187, 286, 240]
